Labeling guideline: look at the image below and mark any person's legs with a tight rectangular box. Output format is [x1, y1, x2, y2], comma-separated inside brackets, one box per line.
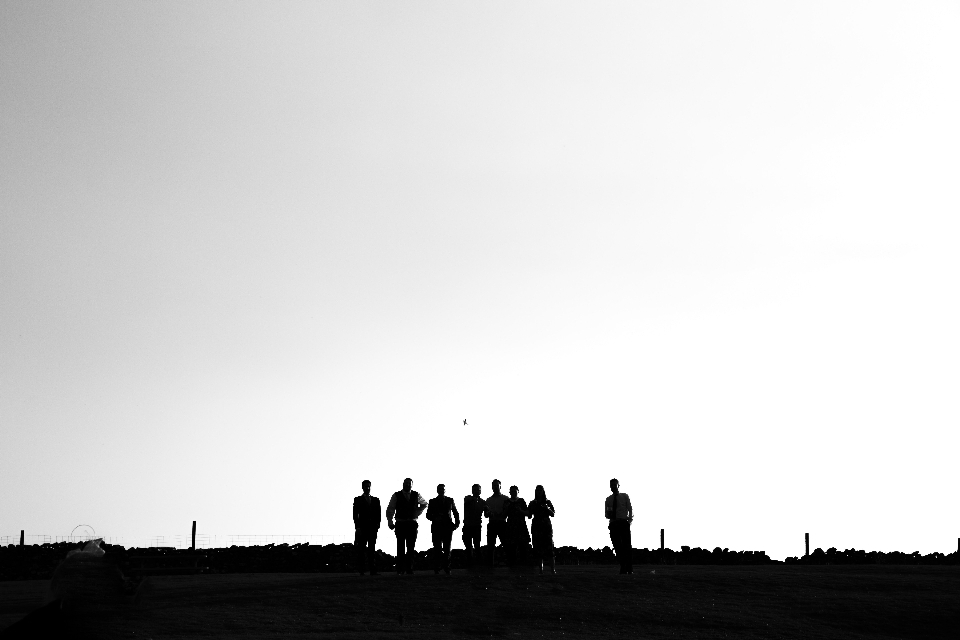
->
[486, 522, 497, 566]
[516, 540, 527, 567]
[609, 522, 621, 570]
[462, 527, 475, 566]
[395, 527, 406, 574]
[502, 525, 516, 566]
[354, 529, 366, 574]
[404, 522, 418, 573]
[609, 521, 632, 573]
[622, 523, 633, 573]
[367, 530, 379, 574]
[547, 523, 557, 573]
[471, 526, 482, 563]
[432, 526, 443, 573]
[441, 530, 452, 573]
[466, 525, 482, 566]
[498, 524, 511, 566]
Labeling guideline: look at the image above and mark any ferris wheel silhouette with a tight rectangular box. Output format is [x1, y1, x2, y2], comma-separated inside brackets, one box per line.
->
[70, 524, 97, 542]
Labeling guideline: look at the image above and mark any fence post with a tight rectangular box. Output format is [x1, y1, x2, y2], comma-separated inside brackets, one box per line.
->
[20, 530, 24, 547]
[191, 521, 197, 551]
[805, 533, 809, 557]
[660, 528, 664, 550]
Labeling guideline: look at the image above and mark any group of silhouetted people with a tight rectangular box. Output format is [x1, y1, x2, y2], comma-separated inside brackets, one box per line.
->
[353, 477, 634, 576]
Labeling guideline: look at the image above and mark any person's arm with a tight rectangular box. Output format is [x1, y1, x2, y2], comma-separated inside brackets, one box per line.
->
[425, 498, 434, 521]
[547, 500, 555, 518]
[386, 493, 397, 529]
[415, 492, 428, 518]
[451, 499, 460, 529]
[375, 498, 382, 529]
[604, 495, 613, 520]
[352, 498, 360, 529]
[520, 499, 531, 518]
[625, 494, 633, 523]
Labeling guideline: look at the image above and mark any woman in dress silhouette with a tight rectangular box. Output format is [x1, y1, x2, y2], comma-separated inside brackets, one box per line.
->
[528, 484, 556, 574]
[505, 485, 531, 566]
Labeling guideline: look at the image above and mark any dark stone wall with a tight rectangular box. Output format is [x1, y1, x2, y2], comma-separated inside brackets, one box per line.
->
[2, 541, 957, 581]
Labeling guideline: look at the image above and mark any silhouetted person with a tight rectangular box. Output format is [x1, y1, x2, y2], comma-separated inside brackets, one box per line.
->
[528, 484, 556, 574]
[426, 484, 460, 575]
[505, 485, 531, 566]
[386, 478, 427, 574]
[353, 479, 381, 575]
[605, 478, 633, 574]
[462, 484, 486, 567]
[486, 479, 510, 567]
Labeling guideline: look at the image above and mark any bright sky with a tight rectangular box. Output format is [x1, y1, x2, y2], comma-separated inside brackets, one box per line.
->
[2, 1, 958, 560]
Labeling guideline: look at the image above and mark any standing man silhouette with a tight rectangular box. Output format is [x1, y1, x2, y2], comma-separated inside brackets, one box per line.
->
[353, 479, 381, 575]
[462, 484, 486, 567]
[386, 478, 427, 575]
[485, 479, 510, 567]
[426, 484, 460, 575]
[605, 478, 633, 574]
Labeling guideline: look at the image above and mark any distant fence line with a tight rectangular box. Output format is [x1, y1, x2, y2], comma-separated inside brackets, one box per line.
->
[2, 534, 349, 549]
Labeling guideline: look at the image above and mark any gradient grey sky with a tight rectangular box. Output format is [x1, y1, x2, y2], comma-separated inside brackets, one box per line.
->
[2, 1, 958, 559]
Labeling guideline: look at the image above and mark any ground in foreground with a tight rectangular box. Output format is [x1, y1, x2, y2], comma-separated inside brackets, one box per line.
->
[1, 564, 958, 639]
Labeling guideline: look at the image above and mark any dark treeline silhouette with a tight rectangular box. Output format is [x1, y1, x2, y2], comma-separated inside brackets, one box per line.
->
[784, 546, 958, 565]
[3, 541, 958, 581]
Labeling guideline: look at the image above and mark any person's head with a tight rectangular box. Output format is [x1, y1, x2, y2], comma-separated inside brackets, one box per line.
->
[509, 485, 518, 498]
[403, 478, 413, 492]
[472, 483, 481, 497]
[436, 483, 445, 497]
[361, 480, 371, 495]
[535, 484, 546, 502]
[610, 478, 619, 493]
[492, 479, 501, 494]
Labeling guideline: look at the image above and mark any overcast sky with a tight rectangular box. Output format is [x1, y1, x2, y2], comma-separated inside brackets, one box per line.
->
[2, 1, 958, 559]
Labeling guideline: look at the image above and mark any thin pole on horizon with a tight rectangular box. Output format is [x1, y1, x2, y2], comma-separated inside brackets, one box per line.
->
[660, 528, 664, 551]
[191, 521, 197, 551]
[20, 530, 24, 547]
[805, 533, 810, 557]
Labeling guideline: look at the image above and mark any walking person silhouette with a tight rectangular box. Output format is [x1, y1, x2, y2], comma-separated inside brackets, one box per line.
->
[462, 484, 486, 568]
[386, 478, 427, 574]
[605, 478, 633, 574]
[426, 484, 460, 575]
[528, 485, 556, 574]
[352, 479, 381, 575]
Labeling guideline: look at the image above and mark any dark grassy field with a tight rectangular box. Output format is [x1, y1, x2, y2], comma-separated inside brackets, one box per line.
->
[2, 564, 958, 639]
